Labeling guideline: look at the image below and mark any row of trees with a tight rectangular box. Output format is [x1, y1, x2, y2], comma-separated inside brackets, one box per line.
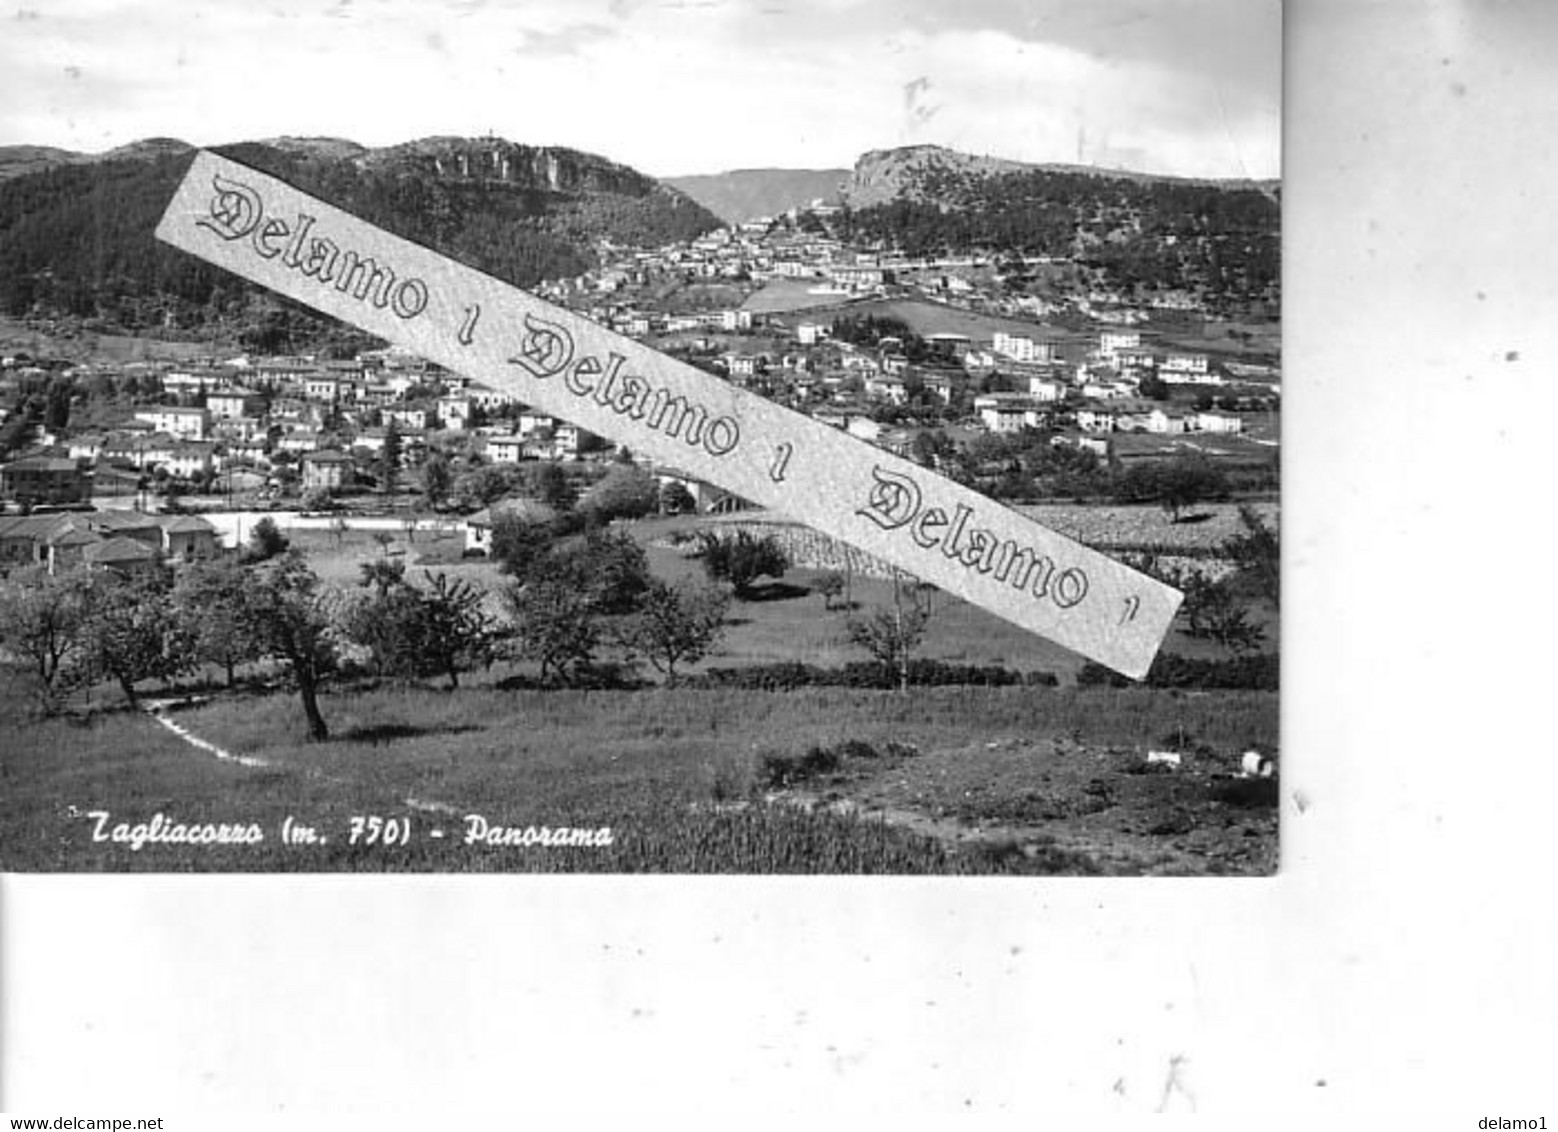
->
[6, 502, 1273, 738]
[0, 554, 335, 731]
[0, 519, 797, 737]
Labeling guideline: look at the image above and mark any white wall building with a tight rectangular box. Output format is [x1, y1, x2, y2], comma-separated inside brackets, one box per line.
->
[992, 333, 1056, 364]
[133, 407, 209, 441]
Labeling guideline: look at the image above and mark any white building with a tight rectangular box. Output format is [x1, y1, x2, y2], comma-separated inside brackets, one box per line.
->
[468, 385, 519, 411]
[486, 435, 524, 464]
[302, 376, 343, 402]
[974, 393, 1044, 434]
[1161, 352, 1214, 379]
[992, 332, 1056, 364]
[437, 397, 472, 431]
[207, 387, 264, 421]
[1196, 411, 1244, 434]
[1027, 375, 1065, 402]
[1147, 408, 1194, 435]
[133, 406, 209, 441]
[846, 417, 883, 442]
[1099, 331, 1142, 360]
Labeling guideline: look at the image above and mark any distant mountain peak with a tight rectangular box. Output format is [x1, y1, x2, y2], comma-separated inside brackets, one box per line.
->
[842, 143, 1278, 208]
[664, 167, 849, 225]
[256, 136, 369, 162]
[99, 137, 196, 162]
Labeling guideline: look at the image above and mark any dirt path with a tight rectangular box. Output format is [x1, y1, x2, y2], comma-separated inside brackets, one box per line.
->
[142, 698, 273, 768]
[141, 696, 461, 817]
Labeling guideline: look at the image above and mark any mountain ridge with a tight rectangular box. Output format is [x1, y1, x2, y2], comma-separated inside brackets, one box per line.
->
[0, 134, 722, 349]
[842, 144, 1279, 209]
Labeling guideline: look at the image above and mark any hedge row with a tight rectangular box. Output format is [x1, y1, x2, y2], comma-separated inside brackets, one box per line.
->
[1077, 652, 1279, 690]
[683, 660, 1060, 692]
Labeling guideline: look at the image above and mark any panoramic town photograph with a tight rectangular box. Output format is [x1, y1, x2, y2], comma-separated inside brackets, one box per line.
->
[0, 0, 1281, 875]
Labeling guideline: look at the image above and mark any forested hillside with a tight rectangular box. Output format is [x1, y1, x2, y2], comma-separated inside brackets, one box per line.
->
[836, 146, 1280, 311]
[0, 136, 722, 346]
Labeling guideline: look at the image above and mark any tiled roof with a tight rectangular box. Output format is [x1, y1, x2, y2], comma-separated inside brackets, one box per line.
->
[83, 536, 159, 562]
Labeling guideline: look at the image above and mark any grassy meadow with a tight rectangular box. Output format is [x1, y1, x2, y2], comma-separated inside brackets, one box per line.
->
[1, 507, 1279, 875]
[0, 676, 1277, 874]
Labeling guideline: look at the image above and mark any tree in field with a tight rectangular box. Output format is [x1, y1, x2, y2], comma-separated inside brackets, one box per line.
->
[658, 480, 696, 515]
[527, 461, 576, 511]
[379, 419, 403, 495]
[80, 568, 193, 708]
[1222, 505, 1280, 608]
[615, 580, 729, 686]
[246, 516, 289, 561]
[1155, 455, 1228, 523]
[341, 564, 496, 690]
[359, 555, 406, 598]
[421, 450, 453, 510]
[0, 567, 94, 713]
[173, 561, 259, 688]
[579, 465, 659, 523]
[43, 377, 73, 434]
[697, 529, 789, 598]
[497, 525, 653, 686]
[337, 594, 409, 679]
[574, 529, 652, 614]
[845, 573, 934, 692]
[490, 511, 568, 577]
[816, 571, 845, 611]
[454, 463, 524, 509]
[416, 572, 497, 690]
[238, 553, 337, 741]
[501, 573, 602, 686]
[1178, 573, 1267, 655]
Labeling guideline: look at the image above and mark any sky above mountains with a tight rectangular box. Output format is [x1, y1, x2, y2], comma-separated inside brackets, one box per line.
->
[1, 0, 1280, 179]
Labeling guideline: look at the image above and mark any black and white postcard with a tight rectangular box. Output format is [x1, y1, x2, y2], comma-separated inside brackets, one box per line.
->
[0, 0, 1281, 881]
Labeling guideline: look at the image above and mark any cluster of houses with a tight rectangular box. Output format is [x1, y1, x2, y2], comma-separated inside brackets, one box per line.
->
[540, 197, 1244, 348]
[0, 342, 613, 508]
[0, 305, 1272, 529]
[0, 198, 1277, 541]
[694, 318, 1264, 442]
[0, 508, 218, 577]
[535, 216, 904, 306]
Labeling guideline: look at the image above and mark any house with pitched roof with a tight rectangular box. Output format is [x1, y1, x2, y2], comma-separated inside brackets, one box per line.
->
[465, 499, 558, 555]
[301, 449, 355, 492]
[1, 455, 89, 507]
[82, 536, 161, 576]
[158, 514, 219, 562]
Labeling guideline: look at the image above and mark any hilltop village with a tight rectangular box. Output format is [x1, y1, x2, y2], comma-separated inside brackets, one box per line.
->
[0, 201, 1278, 561]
